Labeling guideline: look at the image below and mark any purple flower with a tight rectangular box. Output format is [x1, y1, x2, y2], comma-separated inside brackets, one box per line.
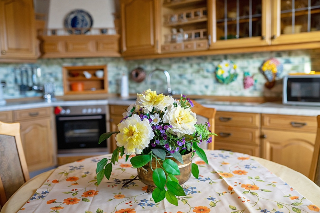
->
[151, 143, 156, 147]
[152, 126, 157, 130]
[207, 137, 212, 143]
[160, 129, 165, 134]
[157, 125, 162, 130]
[165, 144, 170, 149]
[155, 140, 160, 144]
[149, 118, 152, 123]
[175, 147, 179, 152]
[177, 140, 185, 146]
[163, 125, 169, 130]
[182, 95, 186, 98]
[206, 122, 211, 127]
[187, 98, 194, 107]
[162, 134, 167, 140]
[170, 149, 175, 154]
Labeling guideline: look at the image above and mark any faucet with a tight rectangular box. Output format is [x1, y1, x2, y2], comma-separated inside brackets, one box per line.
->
[147, 68, 172, 95]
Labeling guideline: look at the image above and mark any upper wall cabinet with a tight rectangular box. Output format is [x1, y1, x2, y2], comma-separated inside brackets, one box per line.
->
[0, 0, 38, 62]
[120, 0, 160, 56]
[210, 0, 271, 49]
[271, 0, 320, 45]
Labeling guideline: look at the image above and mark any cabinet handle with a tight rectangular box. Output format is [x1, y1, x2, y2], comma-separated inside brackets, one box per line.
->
[1, 50, 6, 55]
[29, 112, 39, 117]
[218, 132, 232, 137]
[290, 122, 306, 128]
[261, 35, 265, 40]
[271, 35, 276, 39]
[219, 117, 232, 122]
[261, 134, 267, 139]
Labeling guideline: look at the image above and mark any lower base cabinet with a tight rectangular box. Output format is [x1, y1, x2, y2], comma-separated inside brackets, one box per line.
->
[215, 142, 260, 157]
[58, 155, 99, 166]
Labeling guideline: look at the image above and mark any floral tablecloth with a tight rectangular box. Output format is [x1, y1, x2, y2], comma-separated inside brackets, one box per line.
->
[18, 150, 319, 213]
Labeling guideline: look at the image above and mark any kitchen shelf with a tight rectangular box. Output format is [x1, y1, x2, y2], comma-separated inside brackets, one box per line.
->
[281, 8, 320, 18]
[216, 17, 260, 26]
[63, 65, 108, 95]
[164, 17, 207, 27]
[163, 0, 206, 8]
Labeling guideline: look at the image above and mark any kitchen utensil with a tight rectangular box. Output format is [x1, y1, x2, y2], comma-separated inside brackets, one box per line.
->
[83, 71, 92, 79]
[71, 82, 84, 91]
[95, 70, 104, 78]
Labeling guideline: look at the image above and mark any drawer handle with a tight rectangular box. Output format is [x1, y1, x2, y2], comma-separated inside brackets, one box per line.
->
[29, 112, 39, 117]
[290, 122, 306, 128]
[219, 117, 232, 122]
[218, 132, 232, 137]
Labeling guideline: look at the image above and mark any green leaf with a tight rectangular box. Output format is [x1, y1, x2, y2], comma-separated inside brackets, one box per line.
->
[96, 170, 104, 185]
[119, 146, 125, 157]
[171, 152, 183, 164]
[111, 147, 119, 164]
[191, 163, 199, 179]
[99, 132, 118, 144]
[151, 148, 166, 160]
[96, 208, 104, 213]
[167, 174, 179, 183]
[250, 192, 258, 196]
[261, 189, 271, 192]
[292, 207, 301, 213]
[209, 201, 216, 207]
[96, 158, 108, 174]
[104, 163, 112, 180]
[82, 198, 90, 202]
[291, 202, 302, 206]
[163, 159, 180, 175]
[229, 205, 237, 210]
[152, 168, 166, 189]
[165, 190, 178, 206]
[167, 181, 186, 196]
[277, 203, 283, 209]
[130, 155, 151, 168]
[243, 191, 250, 194]
[125, 155, 130, 162]
[255, 176, 260, 179]
[152, 187, 166, 203]
[193, 143, 208, 164]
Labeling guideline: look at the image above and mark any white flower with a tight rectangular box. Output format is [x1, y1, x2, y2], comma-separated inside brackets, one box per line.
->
[136, 89, 174, 112]
[116, 114, 154, 155]
[150, 113, 161, 125]
[163, 105, 197, 137]
[122, 104, 135, 118]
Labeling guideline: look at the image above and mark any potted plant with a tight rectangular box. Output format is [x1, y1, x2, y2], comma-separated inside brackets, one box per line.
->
[96, 89, 215, 206]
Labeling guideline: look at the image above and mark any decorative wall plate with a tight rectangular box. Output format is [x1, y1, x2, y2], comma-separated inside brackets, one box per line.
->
[64, 9, 93, 34]
[215, 60, 238, 84]
[260, 58, 283, 89]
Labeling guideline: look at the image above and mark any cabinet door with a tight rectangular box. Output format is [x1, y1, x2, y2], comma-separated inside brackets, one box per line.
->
[210, 0, 271, 49]
[262, 129, 316, 178]
[120, 0, 160, 56]
[20, 118, 55, 172]
[271, 0, 320, 45]
[0, 0, 37, 60]
[109, 115, 123, 153]
[215, 142, 260, 157]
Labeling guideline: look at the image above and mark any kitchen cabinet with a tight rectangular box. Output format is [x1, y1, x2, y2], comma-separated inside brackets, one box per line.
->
[120, 0, 160, 56]
[261, 114, 317, 178]
[0, 111, 12, 122]
[271, 0, 320, 45]
[13, 107, 56, 172]
[214, 111, 261, 157]
[109, 105, 129, 152]
[0, 0, 38, 62]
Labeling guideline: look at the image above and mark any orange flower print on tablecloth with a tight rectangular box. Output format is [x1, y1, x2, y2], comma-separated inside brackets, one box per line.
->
[50, 206, 64, 211]
[82, 190, 99, 197]
[195, 161, 206, 165]
[218, 172, 234, 178]
[290, 196, 299, 200]
[241, 184, 259, 190]
[114, 194, 126, 199]
[193, 206, 210, 213]
[232, 170, 248, 175]
[228, 186, 233, 191]
[120, 163, 132, 168]
[142, 185, 148, 192]
[47, 199, 56, 204]
[52, 179, 59, 183]
[63, 197, 80, 205]
[20, 208, 25, 210]
[308, 205, 320, 212]
[66, 176, 79, 182]
[221, 161, 229, 165]
[237, 157, 250, 160]
[115, 208, 136, 213]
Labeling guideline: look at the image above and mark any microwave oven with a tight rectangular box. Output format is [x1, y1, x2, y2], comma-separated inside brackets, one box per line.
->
[283, 75, 320, 106]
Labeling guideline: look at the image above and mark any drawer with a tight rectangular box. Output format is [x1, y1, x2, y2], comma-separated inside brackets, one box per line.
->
[171, 43, 183, 52]
[215, 111, 260, 128]
[13, 107, 51, 121]
[184, 42, 195, 50]
[215, 142, 260, 157]
[215, 126, 260, 145]
[262, 114, 316, 132]
[0, 111, 13, 122]
[161, 44, 170, 53]
[195, 40, 208, 50]
[109, 105, 129, 115]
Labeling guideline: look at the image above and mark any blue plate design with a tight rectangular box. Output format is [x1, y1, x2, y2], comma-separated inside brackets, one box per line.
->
[64, 9, 93, 34]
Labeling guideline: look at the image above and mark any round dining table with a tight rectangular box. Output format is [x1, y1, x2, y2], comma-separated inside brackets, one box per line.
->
[1, 150, 320, 213]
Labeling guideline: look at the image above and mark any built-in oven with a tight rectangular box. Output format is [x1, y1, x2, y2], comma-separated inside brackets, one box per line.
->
[55, 105, 108, 154]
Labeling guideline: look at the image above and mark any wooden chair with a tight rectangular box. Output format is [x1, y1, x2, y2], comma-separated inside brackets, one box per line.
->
[191, 100, 216, 150]
[0, 122, 29, 207]
[310, 115, 320, 185]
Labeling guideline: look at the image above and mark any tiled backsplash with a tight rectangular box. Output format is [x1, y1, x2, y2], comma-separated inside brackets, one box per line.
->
[0, 50, 311, 99]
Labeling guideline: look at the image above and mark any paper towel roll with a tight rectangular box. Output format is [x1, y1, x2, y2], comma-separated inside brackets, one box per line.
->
[0, 82, 6, 106]
[121, 74, 129, 98]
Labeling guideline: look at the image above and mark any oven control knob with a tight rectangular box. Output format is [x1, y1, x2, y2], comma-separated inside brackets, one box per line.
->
[66, 109, 70, 114]
[61, 109, 66, 114]
[88, 108, 92, 113]
[97, 108, 102, 113]
[92, 108, 97, 113]
[82, 109, 87, 113]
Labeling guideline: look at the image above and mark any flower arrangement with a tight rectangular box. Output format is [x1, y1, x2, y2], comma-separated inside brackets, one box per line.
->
[96, 89, 215, 206]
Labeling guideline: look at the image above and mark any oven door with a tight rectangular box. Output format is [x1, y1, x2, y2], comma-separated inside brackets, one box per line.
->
[56, 114, 107, 150]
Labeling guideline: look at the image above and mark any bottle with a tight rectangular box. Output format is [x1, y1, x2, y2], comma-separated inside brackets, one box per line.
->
[120, 73, 129, 98]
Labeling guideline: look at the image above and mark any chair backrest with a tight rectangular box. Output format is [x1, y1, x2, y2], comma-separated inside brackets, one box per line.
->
[0, 122, 29, 207]
[310, 115, 320, 185]
[191, 100, 216, 150]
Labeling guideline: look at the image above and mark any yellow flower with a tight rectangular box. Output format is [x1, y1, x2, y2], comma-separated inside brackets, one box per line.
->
[233, 64, 237, 69]
[217, 69, 225, 75]
[225, 63, 229, 67]
[116, 114, 154, 155]
[136, 89, 174, 112]
[163, 105, 197, 137]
